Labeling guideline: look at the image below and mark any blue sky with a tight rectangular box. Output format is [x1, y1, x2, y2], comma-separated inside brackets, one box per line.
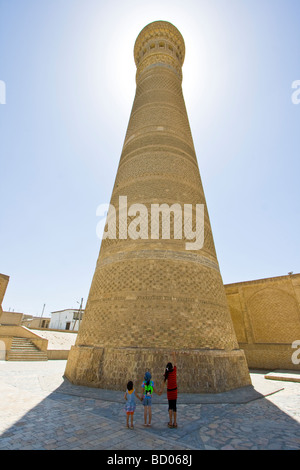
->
[0, 0, 299, 316]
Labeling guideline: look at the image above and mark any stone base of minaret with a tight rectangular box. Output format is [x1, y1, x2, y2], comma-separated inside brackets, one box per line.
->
[64, 345, 251, 393]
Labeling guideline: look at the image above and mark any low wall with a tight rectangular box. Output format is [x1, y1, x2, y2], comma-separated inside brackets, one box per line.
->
[47, 350, 69, 360]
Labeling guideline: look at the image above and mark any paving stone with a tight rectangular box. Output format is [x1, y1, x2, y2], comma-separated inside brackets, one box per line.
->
[0, 361, 299, 450]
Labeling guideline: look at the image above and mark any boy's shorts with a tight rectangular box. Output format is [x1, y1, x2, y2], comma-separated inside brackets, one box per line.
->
[142, 396, 152, 406]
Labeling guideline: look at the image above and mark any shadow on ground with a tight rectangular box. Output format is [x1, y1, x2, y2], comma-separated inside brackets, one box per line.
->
[1, 366, 300, 450]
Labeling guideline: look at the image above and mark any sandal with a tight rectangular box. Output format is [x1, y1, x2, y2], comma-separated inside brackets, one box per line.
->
[168, 422, 173, 428]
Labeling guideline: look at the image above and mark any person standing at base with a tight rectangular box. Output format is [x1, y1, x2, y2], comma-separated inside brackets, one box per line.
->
[140, 371, 160, 427]
[124, 380, 141, 429]
[160, 351, 178, 428]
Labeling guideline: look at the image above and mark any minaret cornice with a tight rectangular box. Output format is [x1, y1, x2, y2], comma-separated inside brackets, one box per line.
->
[134, 21, 185, 80]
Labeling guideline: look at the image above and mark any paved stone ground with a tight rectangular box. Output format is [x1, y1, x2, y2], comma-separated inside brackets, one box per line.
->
[0, 360, 299, 451]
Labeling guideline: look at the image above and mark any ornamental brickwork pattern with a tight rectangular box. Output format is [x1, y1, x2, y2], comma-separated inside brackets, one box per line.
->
[65, 21, 251, 392]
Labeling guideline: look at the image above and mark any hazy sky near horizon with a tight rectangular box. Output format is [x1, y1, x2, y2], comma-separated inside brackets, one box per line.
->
[0, 0, 299, 316]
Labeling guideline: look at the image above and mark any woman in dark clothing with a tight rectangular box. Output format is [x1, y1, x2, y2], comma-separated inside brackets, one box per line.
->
[161, 351, 178, 428]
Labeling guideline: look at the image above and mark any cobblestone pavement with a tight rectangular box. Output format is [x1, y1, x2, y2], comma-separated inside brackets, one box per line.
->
[0, 361, 299, 451]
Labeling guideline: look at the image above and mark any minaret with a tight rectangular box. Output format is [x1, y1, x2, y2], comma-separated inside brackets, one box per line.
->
[65, 21, 251, 392]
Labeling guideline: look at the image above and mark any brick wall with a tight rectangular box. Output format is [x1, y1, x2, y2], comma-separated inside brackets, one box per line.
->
[225, 273, 300, 370]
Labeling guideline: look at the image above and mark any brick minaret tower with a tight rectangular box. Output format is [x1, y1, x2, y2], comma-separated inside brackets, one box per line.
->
[65, 21, 251, 392]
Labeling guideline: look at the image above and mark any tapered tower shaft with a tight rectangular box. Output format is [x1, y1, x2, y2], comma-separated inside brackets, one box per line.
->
[65, 21, 251, 392]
